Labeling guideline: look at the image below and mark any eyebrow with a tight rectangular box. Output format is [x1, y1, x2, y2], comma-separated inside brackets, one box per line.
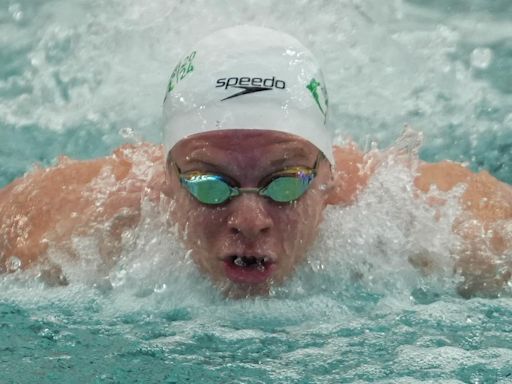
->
[267, 145, 312, 167]
[181, 159, 224, 171]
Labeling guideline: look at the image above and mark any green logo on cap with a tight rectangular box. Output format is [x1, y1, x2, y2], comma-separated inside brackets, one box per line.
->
[306, 78, 328, 120]
[165, 51, 196, 99]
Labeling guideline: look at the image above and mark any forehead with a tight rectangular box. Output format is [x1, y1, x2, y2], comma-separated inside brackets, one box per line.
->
[170, 129, 318, 162]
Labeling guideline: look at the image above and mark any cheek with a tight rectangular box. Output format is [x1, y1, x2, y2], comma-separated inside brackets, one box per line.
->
[273, 191, 325, 257]
[189, 209, 226, 246]
[170, 189, 227, 249]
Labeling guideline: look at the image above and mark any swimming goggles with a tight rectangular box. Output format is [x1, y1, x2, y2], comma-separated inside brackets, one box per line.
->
[172, 154, 320, 205]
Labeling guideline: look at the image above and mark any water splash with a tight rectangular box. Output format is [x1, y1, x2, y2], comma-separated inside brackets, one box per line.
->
[471, 47, 494, 69]
[5, 256, 22, 272]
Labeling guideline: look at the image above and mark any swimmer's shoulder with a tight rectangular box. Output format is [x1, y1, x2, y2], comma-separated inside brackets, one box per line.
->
[330, 144, 512, 218]
[0, 142, 166, 269]
[415, 160, 512, 221]
[0, 142, 165, 194]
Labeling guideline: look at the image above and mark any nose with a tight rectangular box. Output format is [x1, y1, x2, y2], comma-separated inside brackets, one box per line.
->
[227, 194, 273, 240]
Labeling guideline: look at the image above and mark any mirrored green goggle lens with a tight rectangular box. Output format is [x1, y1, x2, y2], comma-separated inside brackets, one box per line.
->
[184, 175, 233, 205]
[181, 174, 313, 205]
[260, 176, 310, 202]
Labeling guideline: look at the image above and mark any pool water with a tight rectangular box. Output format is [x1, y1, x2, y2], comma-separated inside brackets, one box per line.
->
[1, 0, 512, 383]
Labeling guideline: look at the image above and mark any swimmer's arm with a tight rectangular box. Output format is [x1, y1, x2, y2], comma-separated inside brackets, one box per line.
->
[414, 161, 512, 297]
[0, 143, 165, 271]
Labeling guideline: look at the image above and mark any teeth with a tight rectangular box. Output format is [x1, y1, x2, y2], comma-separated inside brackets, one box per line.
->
[234, 256, 246, 267]
[231, 256, 268, 270]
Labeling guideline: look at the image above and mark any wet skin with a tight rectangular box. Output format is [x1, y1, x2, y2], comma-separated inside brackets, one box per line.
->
[165, 130, 334, 296]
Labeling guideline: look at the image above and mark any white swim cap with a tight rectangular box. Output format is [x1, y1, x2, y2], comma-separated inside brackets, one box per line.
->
[162, 25, 333, 163]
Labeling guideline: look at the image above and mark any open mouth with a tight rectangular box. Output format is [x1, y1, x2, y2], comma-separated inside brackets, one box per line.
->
[223, 255, 275, 284]
[230, 255, 269, 269]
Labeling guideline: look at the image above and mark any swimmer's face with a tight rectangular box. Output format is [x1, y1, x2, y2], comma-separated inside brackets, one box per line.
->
[166, 130, 332, 297]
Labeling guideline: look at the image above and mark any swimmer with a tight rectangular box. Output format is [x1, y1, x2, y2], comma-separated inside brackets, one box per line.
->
[0, 26, 511, 297]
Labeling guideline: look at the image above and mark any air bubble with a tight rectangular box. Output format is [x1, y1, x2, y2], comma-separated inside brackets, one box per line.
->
[470, 47, 493, 70]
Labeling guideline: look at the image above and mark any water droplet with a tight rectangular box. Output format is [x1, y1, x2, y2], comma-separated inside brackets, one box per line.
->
[6, 256, 22, 272]
[470, 47, 493, 70]
[285, 48, 297, 56]
[154, 283, 167, 293]
[503, 113, 512, 128]
[8, 4, 24, 22]
[184, 249, 193, 261]
[110, 269, 127, 288]
[119, 127, 135, 139]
